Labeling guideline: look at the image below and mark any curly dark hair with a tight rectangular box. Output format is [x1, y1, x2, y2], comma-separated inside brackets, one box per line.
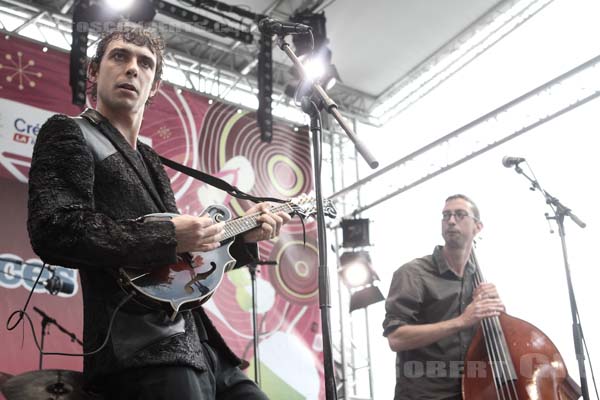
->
[88, 21, 165, 104]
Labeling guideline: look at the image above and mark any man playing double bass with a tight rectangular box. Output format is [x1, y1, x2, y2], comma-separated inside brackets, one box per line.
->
[383, 194, 505, 399]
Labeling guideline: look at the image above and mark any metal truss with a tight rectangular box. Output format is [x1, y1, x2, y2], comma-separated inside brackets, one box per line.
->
[3, 0, 554, 128]
[370, 0, 558, 124]
[331, 52, 600, 218]
[0, 0, 375, 124]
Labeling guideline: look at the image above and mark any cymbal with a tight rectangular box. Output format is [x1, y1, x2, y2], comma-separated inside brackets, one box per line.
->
[1, 369, 95, 400]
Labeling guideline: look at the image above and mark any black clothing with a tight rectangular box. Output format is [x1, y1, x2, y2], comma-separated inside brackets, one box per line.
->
[383, 245, 476, 400]
[27, 110, 257, 391]
[103, 344, 267, 400]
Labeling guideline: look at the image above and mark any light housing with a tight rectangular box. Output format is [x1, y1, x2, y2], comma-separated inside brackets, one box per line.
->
[339, 251, 384, 312]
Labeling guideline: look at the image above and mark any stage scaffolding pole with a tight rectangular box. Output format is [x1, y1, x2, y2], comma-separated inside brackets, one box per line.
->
[326, 119, 377, 400]
[328, 126, 349, 400]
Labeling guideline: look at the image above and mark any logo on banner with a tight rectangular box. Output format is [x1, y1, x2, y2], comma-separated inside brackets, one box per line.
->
[0, 98, 54, 182]
[12, 117, 41, 145]
[0, 253, 79, 297]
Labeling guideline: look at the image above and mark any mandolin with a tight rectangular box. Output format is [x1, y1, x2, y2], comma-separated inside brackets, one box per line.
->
[117, 194, 336, 319]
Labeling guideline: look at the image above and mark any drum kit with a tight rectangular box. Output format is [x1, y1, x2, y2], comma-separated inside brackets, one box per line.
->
[0, 369, 100, 400]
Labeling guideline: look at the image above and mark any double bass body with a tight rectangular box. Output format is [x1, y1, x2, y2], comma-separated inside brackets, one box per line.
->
[462, 312, 581, 399]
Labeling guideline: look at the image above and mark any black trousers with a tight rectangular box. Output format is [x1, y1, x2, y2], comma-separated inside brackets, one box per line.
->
[102, 343, 268, 400]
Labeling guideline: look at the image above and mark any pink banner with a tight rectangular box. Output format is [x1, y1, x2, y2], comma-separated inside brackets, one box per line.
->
[0, 35, 323, 399]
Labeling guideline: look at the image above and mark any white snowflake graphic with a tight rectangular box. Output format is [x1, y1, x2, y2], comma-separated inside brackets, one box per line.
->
[0, 51, 43, 90]
[157, 126, 172, 139]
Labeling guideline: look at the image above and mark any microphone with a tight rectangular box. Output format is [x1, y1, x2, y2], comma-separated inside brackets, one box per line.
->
[258, 17, 311, 36]
[44, 275, 75, 295]
[502, 156, 526, 168]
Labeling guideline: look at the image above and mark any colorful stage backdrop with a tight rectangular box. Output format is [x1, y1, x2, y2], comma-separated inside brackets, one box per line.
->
[0, 35, 324, 399]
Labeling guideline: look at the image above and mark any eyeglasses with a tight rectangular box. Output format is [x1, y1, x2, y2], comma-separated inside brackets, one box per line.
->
[441, 210, 478, 222]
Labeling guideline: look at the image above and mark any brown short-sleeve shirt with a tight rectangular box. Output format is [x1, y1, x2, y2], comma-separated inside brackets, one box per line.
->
[383, 246, 476, 400]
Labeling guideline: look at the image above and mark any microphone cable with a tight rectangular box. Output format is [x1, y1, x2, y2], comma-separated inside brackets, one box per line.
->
[5, 262, 133, 358]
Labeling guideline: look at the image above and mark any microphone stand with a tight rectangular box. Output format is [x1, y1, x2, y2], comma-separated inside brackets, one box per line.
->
[275, 35, 379, 400]
[33, 306, 83, 370]
[301, 95, 337, 400]
[510, 164, 589, 399]
[275, 36, 379, 170]
[246, 259, 277, 387]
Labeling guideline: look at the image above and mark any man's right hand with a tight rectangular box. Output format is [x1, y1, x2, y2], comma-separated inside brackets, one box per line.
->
[171, 215, 225, 253]
[459, 283, 505, 327]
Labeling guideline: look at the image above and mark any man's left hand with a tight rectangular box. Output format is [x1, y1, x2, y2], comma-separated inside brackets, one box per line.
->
[242, 202, 291, 243]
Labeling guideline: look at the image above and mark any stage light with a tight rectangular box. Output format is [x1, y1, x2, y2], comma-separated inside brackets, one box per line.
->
[341, 218, 370, 249]
[104, 0, 135, 12]
[283, 22, 340, 103]
[74, 0, 156, 24]
[349, 285, 385, 313]
[290, 12, 328, 57]
[240, 59, 258, 76]
[339, 251, 374, 289]
[343, 261, 371, 288]
[339, 251, 383, 312]
[323, 64, 340, 90]
[303, 56, 326, 82]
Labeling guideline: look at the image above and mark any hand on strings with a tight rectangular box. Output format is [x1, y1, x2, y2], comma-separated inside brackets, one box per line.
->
[242, 202, 291, 243]
[460, 283, 505, 327]
[172, 214, 225, 253]
[473, 283, 504, 306]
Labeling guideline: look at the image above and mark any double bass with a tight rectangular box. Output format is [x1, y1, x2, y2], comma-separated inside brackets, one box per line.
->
[461, 253, 582, 399]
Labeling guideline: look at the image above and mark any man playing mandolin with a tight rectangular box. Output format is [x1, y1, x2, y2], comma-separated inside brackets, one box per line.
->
[383, 194, 505, 399]
[27, 22, 290, 399]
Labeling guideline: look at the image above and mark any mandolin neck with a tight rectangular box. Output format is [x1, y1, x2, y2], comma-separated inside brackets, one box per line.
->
[222, 202, 294, 241]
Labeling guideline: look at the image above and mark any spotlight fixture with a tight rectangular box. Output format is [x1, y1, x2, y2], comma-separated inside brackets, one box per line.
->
[341, 218, 370, 249]
[339, 251, 383, 312]
[348, 286, 385, 313]
[290, 11, 327, 57]
[283, 11, 340, 103]
[339, 251, 375, 288]
[323, 63, 340, 90]
[104, 0, 135, 12]
[78, 0, 156, 24]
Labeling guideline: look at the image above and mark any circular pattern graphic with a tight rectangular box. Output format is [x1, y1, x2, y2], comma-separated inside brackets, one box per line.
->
[267, 155, 304, 197]
[271, 240, 319, 305]
[199, 103, 313, 205]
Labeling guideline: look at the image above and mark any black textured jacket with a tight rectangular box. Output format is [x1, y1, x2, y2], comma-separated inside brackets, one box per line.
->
[27, 110, 255, 386]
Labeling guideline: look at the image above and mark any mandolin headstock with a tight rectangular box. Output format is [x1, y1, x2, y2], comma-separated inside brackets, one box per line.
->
[289, 193, 337, 220]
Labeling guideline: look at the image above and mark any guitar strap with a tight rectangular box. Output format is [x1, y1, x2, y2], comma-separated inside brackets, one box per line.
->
[162, 155, 309, 243]
[72, 112, 187, 358]
[157, 156, 286, 204]
[74, 108, 286, 205]
[73, 110, 168, 213]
